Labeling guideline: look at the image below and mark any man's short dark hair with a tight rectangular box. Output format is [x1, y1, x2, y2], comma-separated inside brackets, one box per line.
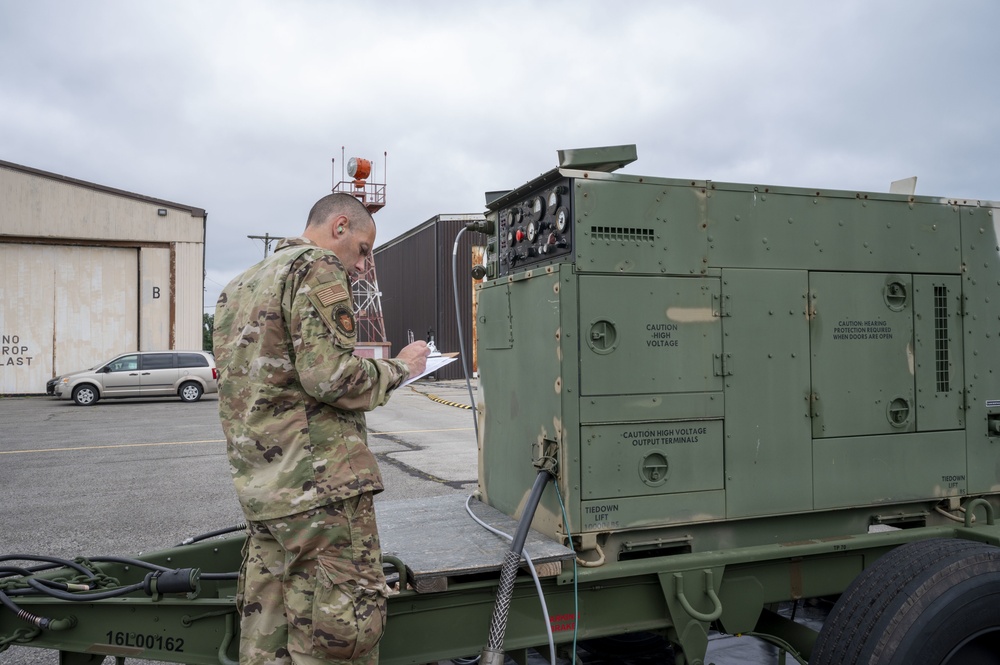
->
[306, 193, 375, 231]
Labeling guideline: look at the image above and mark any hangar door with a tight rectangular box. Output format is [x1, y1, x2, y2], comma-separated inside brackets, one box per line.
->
[0, 243, 138, 394]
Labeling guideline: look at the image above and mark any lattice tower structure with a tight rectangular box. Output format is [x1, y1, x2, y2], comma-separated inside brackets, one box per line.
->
[350, 254, 387, 344]
[332, 153, 388, 345]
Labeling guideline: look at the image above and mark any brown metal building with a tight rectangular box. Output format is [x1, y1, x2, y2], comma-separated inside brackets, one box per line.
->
[374, 214, 486, 380]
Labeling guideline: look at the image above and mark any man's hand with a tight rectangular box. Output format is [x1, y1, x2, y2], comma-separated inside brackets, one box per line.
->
[396, 341, 431, 377]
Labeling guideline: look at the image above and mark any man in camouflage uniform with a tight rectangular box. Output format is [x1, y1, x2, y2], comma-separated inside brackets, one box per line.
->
[214, 193, 429, 664]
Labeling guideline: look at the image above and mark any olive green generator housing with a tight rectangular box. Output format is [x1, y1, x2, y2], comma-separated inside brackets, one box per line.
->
[476, 144, 1000, 564]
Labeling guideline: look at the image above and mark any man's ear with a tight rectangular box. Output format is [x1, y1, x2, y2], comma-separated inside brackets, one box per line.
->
[332, 214, 349, 237]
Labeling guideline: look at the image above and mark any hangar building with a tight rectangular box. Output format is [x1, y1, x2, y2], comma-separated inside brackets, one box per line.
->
[374, 214, 486, 380]
[0, 160, 207, 394]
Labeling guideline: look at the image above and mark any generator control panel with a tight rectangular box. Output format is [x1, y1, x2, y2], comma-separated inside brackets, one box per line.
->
[497, 179, 574, 276]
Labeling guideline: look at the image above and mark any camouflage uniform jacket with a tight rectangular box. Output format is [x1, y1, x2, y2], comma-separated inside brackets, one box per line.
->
[213, 236, 410, 521]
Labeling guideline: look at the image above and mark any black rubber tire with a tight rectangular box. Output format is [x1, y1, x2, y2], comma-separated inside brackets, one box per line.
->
[178, 381, 203, 403]
[811, 538, 1000, 665]
[72, 384, 99, 406]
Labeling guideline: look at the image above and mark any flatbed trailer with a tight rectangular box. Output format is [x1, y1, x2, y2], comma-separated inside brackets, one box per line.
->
[5, 497, 1000, 664]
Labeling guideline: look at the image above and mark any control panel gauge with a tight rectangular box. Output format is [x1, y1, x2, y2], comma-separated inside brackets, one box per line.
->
[529, 196, 545, 222]
[555, 207, 569, 233]
[547, 189, 560, 209]
[527, 221, 538, 243]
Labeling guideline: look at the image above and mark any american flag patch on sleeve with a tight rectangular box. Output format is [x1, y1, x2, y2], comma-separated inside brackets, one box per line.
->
[315, 283, 348, 306]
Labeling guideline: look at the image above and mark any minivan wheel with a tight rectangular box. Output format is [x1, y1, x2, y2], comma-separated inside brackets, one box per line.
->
[179, 381, 203, 403]
[72, 385, 98, 406]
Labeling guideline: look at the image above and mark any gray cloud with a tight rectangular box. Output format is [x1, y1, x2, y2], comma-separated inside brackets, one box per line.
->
[2, 0, 997, 309]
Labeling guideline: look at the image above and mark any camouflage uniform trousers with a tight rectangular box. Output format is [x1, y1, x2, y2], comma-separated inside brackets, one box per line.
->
[238, 493, 389, 664]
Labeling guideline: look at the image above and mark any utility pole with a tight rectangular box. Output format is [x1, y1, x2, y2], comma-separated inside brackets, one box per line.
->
[247, 233, 279, 258]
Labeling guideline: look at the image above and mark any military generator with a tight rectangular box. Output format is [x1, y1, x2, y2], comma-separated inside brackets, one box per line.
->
[474, 144, 1000, 663]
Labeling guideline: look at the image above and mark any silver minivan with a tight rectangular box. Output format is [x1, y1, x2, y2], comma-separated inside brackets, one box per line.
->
[48, 351, 218, 405]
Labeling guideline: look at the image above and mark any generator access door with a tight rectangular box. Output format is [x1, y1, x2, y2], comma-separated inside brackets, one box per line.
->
[578, 275, 723, 397]
[809, 272, 915, 438]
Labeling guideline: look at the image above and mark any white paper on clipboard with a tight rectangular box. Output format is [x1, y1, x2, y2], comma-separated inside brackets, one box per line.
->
[401, 353, 458, 387]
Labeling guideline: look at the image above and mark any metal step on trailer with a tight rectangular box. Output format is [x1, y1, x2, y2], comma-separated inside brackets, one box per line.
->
[378, 494, 575, 593]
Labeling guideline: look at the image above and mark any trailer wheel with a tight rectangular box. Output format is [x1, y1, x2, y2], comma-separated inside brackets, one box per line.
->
[811, 538, 1000, 665]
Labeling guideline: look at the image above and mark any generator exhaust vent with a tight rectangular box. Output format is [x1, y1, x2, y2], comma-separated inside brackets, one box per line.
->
[591, 226, 656, 243]
[934, 285, 950, 393]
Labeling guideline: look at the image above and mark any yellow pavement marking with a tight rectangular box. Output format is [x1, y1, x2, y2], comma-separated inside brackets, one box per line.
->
[1, 427, 473, 455]
[0, 439, 225, 455]
[370, 427, 473, 435]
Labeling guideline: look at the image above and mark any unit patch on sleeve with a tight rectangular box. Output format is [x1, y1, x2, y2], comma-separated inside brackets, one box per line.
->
[334, 305, 356, 337]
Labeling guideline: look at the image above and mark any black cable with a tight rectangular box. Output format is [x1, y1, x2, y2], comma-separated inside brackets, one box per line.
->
[0, 589, 73, 630]
[24, 578, 146, 601]
[0, 565, 33, 576]
[87, 557, 236, 580]
[482, 469, 554, 661]
[0, 555, 94, 579]
[176, 524, 247, 546]
[511, 471, 552, 554]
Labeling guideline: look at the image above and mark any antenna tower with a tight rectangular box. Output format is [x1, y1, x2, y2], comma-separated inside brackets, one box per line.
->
[333, 149, 389, 352]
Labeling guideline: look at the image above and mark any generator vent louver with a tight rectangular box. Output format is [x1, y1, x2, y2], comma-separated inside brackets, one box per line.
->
[591, 226, 656, 242]
[934, 285, 950, 393]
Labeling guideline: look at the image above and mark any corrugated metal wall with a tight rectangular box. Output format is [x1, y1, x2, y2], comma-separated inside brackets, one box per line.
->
[375, 215, 486, 381]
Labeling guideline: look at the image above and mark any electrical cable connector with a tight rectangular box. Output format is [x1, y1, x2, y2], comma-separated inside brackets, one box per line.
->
[465, 219, 495, 234]
[533, 438, 559, 475]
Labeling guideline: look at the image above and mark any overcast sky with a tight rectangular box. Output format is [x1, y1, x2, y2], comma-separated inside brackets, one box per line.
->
[2, 1, 998, 311]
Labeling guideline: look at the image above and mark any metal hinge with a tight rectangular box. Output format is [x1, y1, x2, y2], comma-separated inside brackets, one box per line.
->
[712, 293, 731, 317]
[713, 353, 733, 377]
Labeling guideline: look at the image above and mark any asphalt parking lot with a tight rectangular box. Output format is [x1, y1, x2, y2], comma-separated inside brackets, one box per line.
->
[0, 381, 820, 664]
